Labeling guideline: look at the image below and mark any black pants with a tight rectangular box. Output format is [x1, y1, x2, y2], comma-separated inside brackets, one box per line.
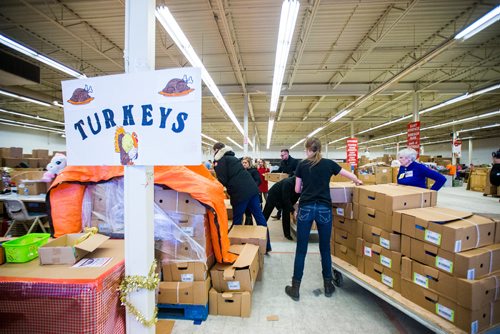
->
[262, 193, 291, 238]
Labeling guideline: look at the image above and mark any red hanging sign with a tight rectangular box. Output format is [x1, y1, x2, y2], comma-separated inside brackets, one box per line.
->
[407, 121, 421, 158]
[346, 137, 358, 167]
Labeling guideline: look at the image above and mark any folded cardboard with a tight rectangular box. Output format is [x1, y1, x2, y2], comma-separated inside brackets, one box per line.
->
[401, 278, 494, 333]
[353, 184, 437, 214]
[363, 258, 401, 292]
[228, 225, 268, 255]
[332, 241, 363, 273]
[264, 173, 288, 182]
[39, 233, 110, 265]
[208, 288, 251, 317]
[154, 187, 206, 215]
[162, 261, 207, 282]
[333, 215, 361, 236]
[404, 236, 500, 280]
[329, 182, 354, 203]
[332, 202, 354, 219]
[397, 207, 495, 253]
[158, 277, 211, 305]
[362, 223, 401, 252]
[357, 239, 402, 273]
[210, 243, 259, 292]
[402, 257, 500, 310]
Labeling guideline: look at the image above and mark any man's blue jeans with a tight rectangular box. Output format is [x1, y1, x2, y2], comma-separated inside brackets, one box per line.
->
[292, 202, 333, 281]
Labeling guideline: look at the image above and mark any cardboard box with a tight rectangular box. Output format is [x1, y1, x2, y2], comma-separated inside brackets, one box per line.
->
[158, 277, 211, 305]
[0, 147, 23, 159]
[357, 204, 392, 232]
[398, 207, 495, 253]
[353, 184, 437, 214]
[224, 199, 233, 220]
[333, 215, 361, 236]
[364, 258, 401, 292]
[2, 158, 23, 168]
[333, 241, 363, 272]
[18, 180, 49, 195]
[392, 167, 400, 183]
[39, 233, 110, 265]
[162, 261, 207, 282]
[332, 202, 354, 219]
[358, 239, 402, 273]
[375, 166, 393, 184]
[402, 257, 500, 310]
[356, 173, 376, 185]
[407, 236, 500, 280]
[167, 213, 207, 242]
[329, 182, 354, 203]
[264, 173, 288, 182]
[32, 149, 49, 158]
[208, 288, 251, 317]
[210, 243, 259, 292]
[362, 223, 401, 252]
[401, 278, 494, 333]
[0, 243, 5, 265]
[154, 187, 206, 215]
[330, 163, 351, 182]
[228, 225, 267, 255]
[333, 228, 357, 250]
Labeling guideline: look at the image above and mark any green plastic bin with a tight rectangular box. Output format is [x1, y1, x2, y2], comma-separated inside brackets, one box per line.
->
[3, 233, 50, 263]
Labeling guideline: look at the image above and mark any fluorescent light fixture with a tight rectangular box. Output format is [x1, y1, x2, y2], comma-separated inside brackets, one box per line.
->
[201, 133, 218, 143]
[329, 109, 351, 123]
[0, 89, 51, 107]
[457, 123, 500, 134]
[156, 7, 245, 136]
[307, 126, 325, 138]
[226, 136, 243, 150]
[290, 138, 305, 150]
[53, 101, 64, 108]
[0, 34, 87, 79]
[201, 141, 212, 146]
[422, 110, 500, 130]
[0, 108, 64, 125]
[270, 0, 300, 112]
[328, 136, 349, 145]
[266, 114, 275, 149]
[455, 5, 500, 40]
[0, 118, 64, 134]
[358, 115, 412, 134]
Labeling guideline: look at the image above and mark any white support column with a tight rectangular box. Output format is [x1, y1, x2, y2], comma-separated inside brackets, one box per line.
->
[124, 0, 155, 333]
[413, 91, 420, 122]
[468, 138, 473, 166]
[244, 94, 248, 155]
[452, 125, 457, 165]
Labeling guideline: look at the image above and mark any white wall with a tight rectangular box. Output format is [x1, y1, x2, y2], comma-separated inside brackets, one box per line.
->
[0, 124, 67, 155]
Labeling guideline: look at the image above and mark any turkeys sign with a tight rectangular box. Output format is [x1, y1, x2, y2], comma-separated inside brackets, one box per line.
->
[62, 68, 201, 166]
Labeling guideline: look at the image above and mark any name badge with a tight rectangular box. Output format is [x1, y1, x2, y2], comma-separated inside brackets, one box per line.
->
[405, 170, 413, 177]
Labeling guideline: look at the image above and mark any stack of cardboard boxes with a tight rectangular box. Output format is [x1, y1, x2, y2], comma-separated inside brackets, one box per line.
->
[0, 147, 52, 168]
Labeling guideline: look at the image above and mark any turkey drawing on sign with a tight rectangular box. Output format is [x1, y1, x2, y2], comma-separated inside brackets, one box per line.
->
[114, 126, 138, 165]
[159, 75, 194, 97]
[68, 85, 94, 105]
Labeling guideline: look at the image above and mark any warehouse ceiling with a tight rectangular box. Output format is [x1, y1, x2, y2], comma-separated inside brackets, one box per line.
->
[0, 0, 499, 153]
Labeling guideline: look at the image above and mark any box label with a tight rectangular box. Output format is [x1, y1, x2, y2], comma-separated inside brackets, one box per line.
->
[435, 256, 453, 273]
[364, 246, 372, 257]
[454, 240, 462, 253]
[424, 230, 441, 246]
[471, 320, 478, 334]
[181, 226, 194, 237]
[380, 237, 390, 249]
[336, 208, 344, 216]
[467, 268, 476, 280]
[380, 255, 392, 268]
[413, 272, 429, 288]
[381, 274, 393, 288]
[436, 303, 454, 322]
[227, 281, 241, 290]
[180, 273, 194, 282]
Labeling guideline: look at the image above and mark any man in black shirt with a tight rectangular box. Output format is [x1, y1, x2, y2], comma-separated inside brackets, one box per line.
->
[272, 149, 299, 220]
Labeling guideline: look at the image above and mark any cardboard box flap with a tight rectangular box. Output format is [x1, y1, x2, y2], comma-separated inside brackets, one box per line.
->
[74, 233, 110, 253]
[371, 243, 382, 254]
[422, 242, 438, 254]
[222, 243, 259, 280]
[422, 265, 439, 279]
[223, 267, 236, 280]
[369, 226, 382, 236]
[365, 207, 376, 217]
[339, 244, 348, 255]
[229, 226, 267, 239]
[400, 207, 472, 224]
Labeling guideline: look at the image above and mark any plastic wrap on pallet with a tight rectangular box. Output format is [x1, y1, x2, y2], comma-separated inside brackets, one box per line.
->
[0, 262, 125, 334]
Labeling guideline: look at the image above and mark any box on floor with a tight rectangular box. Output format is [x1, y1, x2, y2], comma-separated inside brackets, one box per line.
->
[157, 277, 211, 305]
[208, 288, 251, 317]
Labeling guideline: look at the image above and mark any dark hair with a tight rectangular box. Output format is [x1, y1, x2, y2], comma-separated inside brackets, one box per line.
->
[493, 149, 500, 159]
[280, 149, 289, 154]
[213, 142, 225, 151]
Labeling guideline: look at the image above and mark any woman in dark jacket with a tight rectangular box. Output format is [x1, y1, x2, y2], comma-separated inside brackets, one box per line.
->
[242, 156, 261, 225]
[213, 143, 271, 252]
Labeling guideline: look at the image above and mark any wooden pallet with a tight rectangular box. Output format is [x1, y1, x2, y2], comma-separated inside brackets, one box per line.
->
[157, 303, 208, 325]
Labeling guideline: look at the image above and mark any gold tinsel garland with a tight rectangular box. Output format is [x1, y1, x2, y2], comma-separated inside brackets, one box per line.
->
[118, 260, 160, 327]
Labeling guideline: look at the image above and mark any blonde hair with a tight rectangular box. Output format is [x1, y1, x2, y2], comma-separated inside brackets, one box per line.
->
[304, 137, 322, 166]
[257, 159, 267, 168]
[242, 156, 254, 167]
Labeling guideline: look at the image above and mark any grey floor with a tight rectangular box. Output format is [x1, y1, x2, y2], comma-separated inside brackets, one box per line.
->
[172, 185, 500, 333]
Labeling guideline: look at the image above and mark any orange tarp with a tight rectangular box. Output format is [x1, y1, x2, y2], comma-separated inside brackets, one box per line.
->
[47, 165, 236, 263]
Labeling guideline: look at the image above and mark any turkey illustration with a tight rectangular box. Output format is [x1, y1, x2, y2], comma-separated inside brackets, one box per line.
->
[114, 126, 138, 165]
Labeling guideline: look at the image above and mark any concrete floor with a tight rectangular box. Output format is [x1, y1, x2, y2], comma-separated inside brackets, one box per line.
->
[172, 185, 500, 333]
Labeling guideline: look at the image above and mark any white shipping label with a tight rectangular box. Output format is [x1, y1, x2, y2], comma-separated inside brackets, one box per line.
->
[435, 257, 453, 273]
[424, 230, 441, 246]
[180, 273, 194, 282]
[227, 281, 241, 290]
[364, 246, 372, 257]
[181, 226, 194, 237]
[467, 269, 476, 280]
[380, 255, 392, 268]
[454, 240, 462, 253]
[436, 304, 455, 322]
[381, 274, 393, 288]
[336, 208, 344, 216]
[380, 237, 390, 249]
[413, 272, 429, 288]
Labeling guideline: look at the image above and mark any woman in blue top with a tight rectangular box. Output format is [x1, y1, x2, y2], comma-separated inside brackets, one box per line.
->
[285, 137, 362, 301]
[397, 148, 446, 191]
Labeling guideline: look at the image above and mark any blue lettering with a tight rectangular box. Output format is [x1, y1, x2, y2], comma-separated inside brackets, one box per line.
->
[74, 119, 88, 140]
[141, 104, 153, 126]
[159, 107, 173, 129]
[172, 112, 188, 133]
[87, 113, 102, 135]
[122, 105, 135, 126]
[102, 109, 116, 128]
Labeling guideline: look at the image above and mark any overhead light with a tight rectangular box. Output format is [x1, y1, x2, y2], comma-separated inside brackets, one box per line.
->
[156, 7, 245, 136]
[358, 115, 412, 134]
[0, 89, 51, 107]
[201, 133, 218, 143]
[290, 138, 305, 150]
[226, 136, 243, 150]
[307, 126, 324, 138]
[53, 101, 64, 108]
[328, 136, 349, 145]
[0, 108, 64, 125]
[329, 109, 351, 123]
[457, 123, 500, 134]
[422, 110, 500, 130]
[266, 114, 275, 149]
[455, 5, 500, 40]
[0, 34, 87, 79]
[201, 141, 212, 146]
[270, 0, 300, 112]
[0, 118, 64, 134]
